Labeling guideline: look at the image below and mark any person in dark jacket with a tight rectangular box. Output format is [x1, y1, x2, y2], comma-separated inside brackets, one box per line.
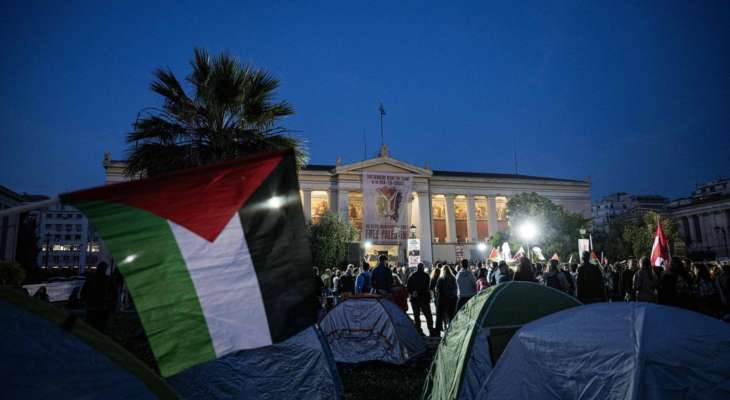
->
[658, 258, 691, 309]
[407, 262, 434, 336]
[370, 255, 393, 295]
[514, 258, 537, 282]
[493, 261, 513, 284]
[576, 251, 606, 303]
[435, 265, 458, 334]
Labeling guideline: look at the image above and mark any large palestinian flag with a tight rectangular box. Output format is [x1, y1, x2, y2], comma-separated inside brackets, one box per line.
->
[60, 150, 317, 377]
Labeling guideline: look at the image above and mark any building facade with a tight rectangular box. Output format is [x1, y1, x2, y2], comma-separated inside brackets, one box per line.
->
[0, 185, 22, 262]
[591, 192, 668, 233]
[104, 146, 591, 265]
[32, 203, 102, 271]
[669, 178, 730, 260]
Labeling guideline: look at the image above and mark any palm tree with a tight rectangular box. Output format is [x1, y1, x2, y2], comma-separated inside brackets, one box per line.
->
[125, 48, 306, 177]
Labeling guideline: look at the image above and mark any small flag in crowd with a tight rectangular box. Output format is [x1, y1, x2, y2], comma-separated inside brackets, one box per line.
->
[501, 242, 512, 261]
[488, 247, 500, 261]
[651, 220, 671, 267]
[532, 246, 546, 261]
[512, 246, 525, 261]
[550, 253, 560, 261]
[60, 150, 317, 377]
[590, 251, 601, 266]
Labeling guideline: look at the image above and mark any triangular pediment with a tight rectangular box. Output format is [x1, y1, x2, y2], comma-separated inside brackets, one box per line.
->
[334, 156, 432, 176]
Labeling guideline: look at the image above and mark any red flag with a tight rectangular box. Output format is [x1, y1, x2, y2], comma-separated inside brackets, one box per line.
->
[651, 220, 671, 267]
[488, 247, 500, 260]
[550, 253, 560, 261]
[512, 247, 525, 261]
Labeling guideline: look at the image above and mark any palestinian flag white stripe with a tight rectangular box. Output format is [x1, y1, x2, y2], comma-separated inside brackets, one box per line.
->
[169, 214, 272, 356]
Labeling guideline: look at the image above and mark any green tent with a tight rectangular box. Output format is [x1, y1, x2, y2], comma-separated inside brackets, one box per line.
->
[423, 282, 581, 400]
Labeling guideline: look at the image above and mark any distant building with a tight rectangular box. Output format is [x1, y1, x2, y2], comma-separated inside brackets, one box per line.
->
[591, 192, 669, 233]
[102, 145, 592, 264]
[31, 203, 102, 272]
[669, 178, 730, 260]
[0, 185, 22, 262]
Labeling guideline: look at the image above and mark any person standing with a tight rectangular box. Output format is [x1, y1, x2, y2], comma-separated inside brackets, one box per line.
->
[576, 251, 607, 304]
[435, 265, 458, 334]
[407, 263, 434, 336]
[476, 269, 489, 292]
[338, 265, 356, 297]
[658, 258, 691, 309]
[456, 259, 477, 311]
[370, 255, 393, 296]
[620, 259, 637, 301]
[355, 262, 372, 294]
[493, 261, 513, 284]
[514, 258, 537, 282]
[633, 257, 658, 302]
[544, 259, 571, 293]
[81, 262, 112, 332]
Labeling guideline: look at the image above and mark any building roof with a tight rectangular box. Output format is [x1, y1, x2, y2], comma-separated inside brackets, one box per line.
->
[0, 185, 22, 201]
[301, 164, 585, 183]
[668, 193, 730, 210]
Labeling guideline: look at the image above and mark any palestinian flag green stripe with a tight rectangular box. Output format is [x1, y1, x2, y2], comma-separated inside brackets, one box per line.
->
[71, 199, 215, 376]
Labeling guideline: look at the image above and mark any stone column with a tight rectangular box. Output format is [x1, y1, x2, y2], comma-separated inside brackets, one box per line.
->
[302, 189, 312, 222]
[338, 190, 349, 220]
[487, 196, 498, 238]
[417, 192, 433, 265]
[328, 190, 337, 213]
[445, 194, 457, 243]
[466, 195, 478, 242]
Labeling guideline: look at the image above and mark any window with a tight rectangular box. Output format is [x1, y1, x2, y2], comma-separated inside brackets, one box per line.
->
[74, 235, 81, 240]
[495, 196, 508, 232]
[310, 191, 329, 224]
[476, 197, 489, 241]
[454, 196, 468, 243]
[431, 196, 446, 243]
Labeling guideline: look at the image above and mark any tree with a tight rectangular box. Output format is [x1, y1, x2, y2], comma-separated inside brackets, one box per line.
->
[621, 212, 678, 259]
[0, 261, 26, 287]
[126, 48, 307, 177]
[505, 192, 588, 259]
[307, 211, 358, 269]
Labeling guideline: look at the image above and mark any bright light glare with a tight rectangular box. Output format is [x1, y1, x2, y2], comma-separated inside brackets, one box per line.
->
[477, 242, 487, 252]
[518, 221, 538, 241]
[121, 254, 137, 265]
[364, 241, 373, 249]
[266, 196, 285, 209]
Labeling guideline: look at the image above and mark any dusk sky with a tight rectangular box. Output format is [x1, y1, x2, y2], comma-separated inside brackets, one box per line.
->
[2, 1, 728, 201]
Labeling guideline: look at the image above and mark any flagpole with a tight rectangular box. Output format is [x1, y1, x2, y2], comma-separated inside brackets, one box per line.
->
[0, 197, 59, 218]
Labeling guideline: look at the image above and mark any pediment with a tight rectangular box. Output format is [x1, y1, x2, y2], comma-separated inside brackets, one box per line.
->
[334, 156, 432, 177]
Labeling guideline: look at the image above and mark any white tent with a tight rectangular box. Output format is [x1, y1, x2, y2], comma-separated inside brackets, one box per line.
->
[476, 302, 730, 400]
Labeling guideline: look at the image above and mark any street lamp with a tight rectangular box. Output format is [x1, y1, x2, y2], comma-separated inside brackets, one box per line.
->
[518, 221, 538, 262]
[477, 242, 487, 265]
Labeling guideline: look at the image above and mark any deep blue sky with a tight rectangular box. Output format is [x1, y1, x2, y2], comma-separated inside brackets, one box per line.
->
[2, 1, 729, 201]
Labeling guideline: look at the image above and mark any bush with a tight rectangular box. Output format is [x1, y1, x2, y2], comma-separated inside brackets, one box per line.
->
[0, 261, 26, 287]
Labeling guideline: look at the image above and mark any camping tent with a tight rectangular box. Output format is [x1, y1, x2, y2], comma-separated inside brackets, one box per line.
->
[424, 282, 581, 400]
[319, 295, 426, 364]
[0, 288, 177, 399]
[168, 326, 342, 399]
[477, 302, 730, 400]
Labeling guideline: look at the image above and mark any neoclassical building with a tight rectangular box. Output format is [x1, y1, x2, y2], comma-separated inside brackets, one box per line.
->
[103, 146, 591, 265]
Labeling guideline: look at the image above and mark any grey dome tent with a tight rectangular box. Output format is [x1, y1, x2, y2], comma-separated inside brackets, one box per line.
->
[319, 295, 426, 364]
[424, 282, 582, 400]
[477, 302, 730, 400]
[1, 288, 177, 399]
[167, 326, 342, 399]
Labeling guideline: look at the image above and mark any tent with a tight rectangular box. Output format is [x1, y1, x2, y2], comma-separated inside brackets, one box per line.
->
[0, 288, 177, 399]
[318, 295, 426, 364]
[477, 302, 730, 400]
[424, 282, 582, 400]
[168, 326, 342, 399]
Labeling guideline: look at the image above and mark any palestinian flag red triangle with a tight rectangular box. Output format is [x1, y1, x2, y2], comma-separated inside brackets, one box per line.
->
[65, 152, 283, 242]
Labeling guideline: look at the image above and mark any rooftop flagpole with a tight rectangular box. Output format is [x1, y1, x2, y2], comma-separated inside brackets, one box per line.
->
[0, 197, 59, 218]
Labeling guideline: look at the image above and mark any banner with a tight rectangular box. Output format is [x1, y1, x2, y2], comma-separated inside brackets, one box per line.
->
[407, 239, 421, 267]
[363, 173, 413, 243]
[578, 238, 590, 262]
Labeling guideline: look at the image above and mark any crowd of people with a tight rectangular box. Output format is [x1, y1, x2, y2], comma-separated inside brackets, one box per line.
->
[314, 251, 730, 336]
